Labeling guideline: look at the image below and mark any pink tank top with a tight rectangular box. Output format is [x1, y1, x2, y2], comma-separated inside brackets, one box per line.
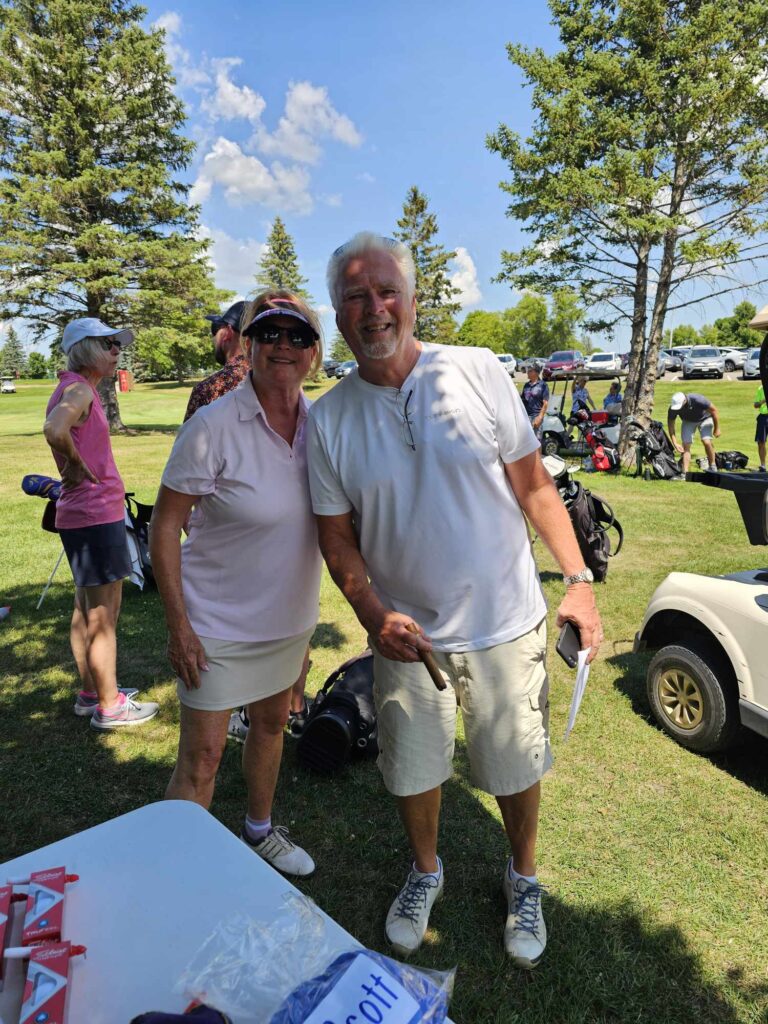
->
[46, 372, 125, 529]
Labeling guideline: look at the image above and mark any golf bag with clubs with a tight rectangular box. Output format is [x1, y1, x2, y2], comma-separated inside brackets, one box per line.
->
[542, 456, 624, 582]
[627, 420, 683, 480]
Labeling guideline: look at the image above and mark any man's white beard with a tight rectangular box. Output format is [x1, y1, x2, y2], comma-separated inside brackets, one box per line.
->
[356, 332, 398, 360]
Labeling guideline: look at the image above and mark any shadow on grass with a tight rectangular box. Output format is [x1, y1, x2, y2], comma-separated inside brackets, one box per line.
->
[609, 650, 768, 797]
[289, 742, 763, 1024]
[310, 621, 347, 650]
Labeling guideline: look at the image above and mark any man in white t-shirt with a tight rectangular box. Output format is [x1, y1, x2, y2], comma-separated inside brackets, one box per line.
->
[306, 233, 602, 969]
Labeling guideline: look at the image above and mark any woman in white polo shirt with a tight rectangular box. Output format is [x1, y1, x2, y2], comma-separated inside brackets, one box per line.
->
[150, 291, 323, 877]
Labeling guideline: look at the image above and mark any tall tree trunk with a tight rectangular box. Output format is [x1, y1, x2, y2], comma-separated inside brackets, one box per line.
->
[636, 157, 686, 424]
[619, 237, 651, 458]
[97, 375, 126, 432]
[88, 293, 125, 432]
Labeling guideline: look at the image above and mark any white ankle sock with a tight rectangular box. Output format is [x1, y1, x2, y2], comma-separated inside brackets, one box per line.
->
[245, 815, 271, 841]
[412, 856, 442, 879]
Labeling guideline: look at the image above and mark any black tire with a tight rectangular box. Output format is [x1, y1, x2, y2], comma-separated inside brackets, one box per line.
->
[541, 433, 560, 458]
[682, 372, 689, 380]
[646, 641, 740, 753]
[724, 360, 735, 372]
[716, 372, 724, 379]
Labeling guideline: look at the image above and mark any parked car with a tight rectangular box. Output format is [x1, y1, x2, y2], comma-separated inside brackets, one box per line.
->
[742, 348, 761, 379]
[656, 352, 668, 376]
[0, 378, 16, 394]
[585, 352, 622, 372]
[497, 354, 517, 376]
[322, 358, 339, 378]
[519, 356, 545, 373]
[635, 470, 768, 753]
[542, 350, 585, 380]
[660, 349, 682, 372]
[335, 360, 357, 379]
[669, 345, 693, 365]
[681, 346, 724, 379]
[718, 347, 748, 372]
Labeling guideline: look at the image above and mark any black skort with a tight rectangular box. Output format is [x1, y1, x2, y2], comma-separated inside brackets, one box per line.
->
[59, 520, 132, 587]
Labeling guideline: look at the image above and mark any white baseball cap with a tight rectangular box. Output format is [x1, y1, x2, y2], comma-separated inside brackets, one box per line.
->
[61, 318, 134, 354]
[669, 392, 686, 411]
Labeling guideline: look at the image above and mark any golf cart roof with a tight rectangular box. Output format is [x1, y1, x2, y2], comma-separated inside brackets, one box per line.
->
[689, 471, 768, 546]
[548, 369, 627, 382]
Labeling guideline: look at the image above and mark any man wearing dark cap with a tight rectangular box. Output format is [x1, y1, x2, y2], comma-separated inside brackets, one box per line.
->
[183, 300, 249, 421]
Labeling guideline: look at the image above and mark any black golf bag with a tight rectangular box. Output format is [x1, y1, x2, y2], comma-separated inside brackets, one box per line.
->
[297, 652, 378, 774]
[628, 420, 683, 480]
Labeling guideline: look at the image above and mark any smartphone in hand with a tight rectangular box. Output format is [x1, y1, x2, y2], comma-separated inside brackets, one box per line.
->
[556, 621, 581, 669]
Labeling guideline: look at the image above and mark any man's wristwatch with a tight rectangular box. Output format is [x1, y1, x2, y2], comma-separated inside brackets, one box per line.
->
[563, 567, 594, 587]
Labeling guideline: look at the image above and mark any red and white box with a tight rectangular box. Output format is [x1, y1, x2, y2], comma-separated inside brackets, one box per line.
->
[19, 941, 72, 1024]
[0, 885, 11, 991]
[21, 866, 66, 945]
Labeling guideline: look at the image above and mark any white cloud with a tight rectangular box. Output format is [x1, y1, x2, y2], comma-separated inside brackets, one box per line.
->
[358, 172, 376, 184]
[450, 248, 482, 307]
[321, 193, 343, 207]
[198, 224, 267, 295]
[253, 81, 362, 165]
[190, 136, 313, 214]
[201, 59, 266, 125]
[153, 11, 210, 88]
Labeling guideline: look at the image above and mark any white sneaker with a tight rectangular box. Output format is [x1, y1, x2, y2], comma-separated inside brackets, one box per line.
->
[503, 862, 547, 969]
[385, 861, 443, 956]
[227, 709, 249, 743]
[241, 825, 315, 877]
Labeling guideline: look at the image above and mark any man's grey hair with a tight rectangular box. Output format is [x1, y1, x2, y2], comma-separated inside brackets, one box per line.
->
[326, 232, 416, 310]
[67, 337, 110, 373]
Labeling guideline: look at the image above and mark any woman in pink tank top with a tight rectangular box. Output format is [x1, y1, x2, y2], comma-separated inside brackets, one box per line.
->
[43, 318, 158, 731]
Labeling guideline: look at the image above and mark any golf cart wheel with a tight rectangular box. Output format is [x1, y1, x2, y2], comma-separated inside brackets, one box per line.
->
[541, 433, 560, 458]
[646, 642, 739, 753]
[724, 360, 735, 372]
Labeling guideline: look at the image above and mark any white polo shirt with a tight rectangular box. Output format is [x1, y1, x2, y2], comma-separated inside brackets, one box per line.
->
[307, 343, 546, 652]
[161, 376, 321, 642]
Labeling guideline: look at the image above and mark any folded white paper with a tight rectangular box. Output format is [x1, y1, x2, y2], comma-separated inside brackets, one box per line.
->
[564, 648, 591, 740]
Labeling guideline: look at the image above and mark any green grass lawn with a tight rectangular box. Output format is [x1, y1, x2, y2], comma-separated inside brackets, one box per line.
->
[1, 375, 766, 1023]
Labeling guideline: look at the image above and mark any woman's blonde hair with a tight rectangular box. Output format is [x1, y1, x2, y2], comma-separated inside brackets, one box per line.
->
[242, 289, 323, 377]
[67, 337, 110, 374]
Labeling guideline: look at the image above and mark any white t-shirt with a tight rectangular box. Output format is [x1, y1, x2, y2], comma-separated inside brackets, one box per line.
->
[307, 343, 546, 652]
[161, 376, 322, 642]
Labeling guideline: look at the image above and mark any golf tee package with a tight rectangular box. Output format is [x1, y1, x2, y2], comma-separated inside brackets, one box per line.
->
[0, 886, 26, 991]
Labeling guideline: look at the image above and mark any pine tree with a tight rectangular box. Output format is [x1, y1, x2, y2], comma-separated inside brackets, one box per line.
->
[394, 187, 461, 345]
[0, 325, 26, 377]
[488, 0, 768, 435]
[255, 217, 310, 298]
[330, 330, 354, 362]
[0, 0, 225, 428]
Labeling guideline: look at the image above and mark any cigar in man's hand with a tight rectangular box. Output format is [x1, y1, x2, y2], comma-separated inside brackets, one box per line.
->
[405, 622, 447, 691]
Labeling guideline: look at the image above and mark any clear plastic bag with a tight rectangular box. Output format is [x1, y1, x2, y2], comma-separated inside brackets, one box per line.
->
[176, 892, 454, 1024]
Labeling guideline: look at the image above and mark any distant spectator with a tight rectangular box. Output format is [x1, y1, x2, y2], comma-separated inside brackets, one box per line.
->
[602, 381, 623, 409]
[520, 364, 550, 441]
[754, 382, 767, 473]
[571, 376, 595, 414]
[43, 318, 159, 730]
[667, 391, 720, 473]
[183, 300, 249, 421]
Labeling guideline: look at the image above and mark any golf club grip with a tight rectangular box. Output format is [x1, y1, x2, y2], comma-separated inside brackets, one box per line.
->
[405, 623, 447, 691]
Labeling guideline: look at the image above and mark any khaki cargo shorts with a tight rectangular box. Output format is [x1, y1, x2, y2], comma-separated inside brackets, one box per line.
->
[372, 618, 553, 797]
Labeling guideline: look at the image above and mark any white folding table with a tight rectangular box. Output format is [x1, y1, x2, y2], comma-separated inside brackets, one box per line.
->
[0, 801, 364, 1022]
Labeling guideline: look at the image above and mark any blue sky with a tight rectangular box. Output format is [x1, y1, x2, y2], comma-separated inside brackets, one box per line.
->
[15, 0, 765, 353]
[141, 0, 562, 342]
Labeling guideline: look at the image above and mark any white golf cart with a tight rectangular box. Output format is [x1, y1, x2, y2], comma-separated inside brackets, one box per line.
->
[634, 326, 768, 753]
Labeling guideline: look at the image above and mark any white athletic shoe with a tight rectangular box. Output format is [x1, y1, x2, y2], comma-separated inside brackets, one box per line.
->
[385, 862, 443, 956]
[503, 861, 547, 969]
[241, 825, 315, 877]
